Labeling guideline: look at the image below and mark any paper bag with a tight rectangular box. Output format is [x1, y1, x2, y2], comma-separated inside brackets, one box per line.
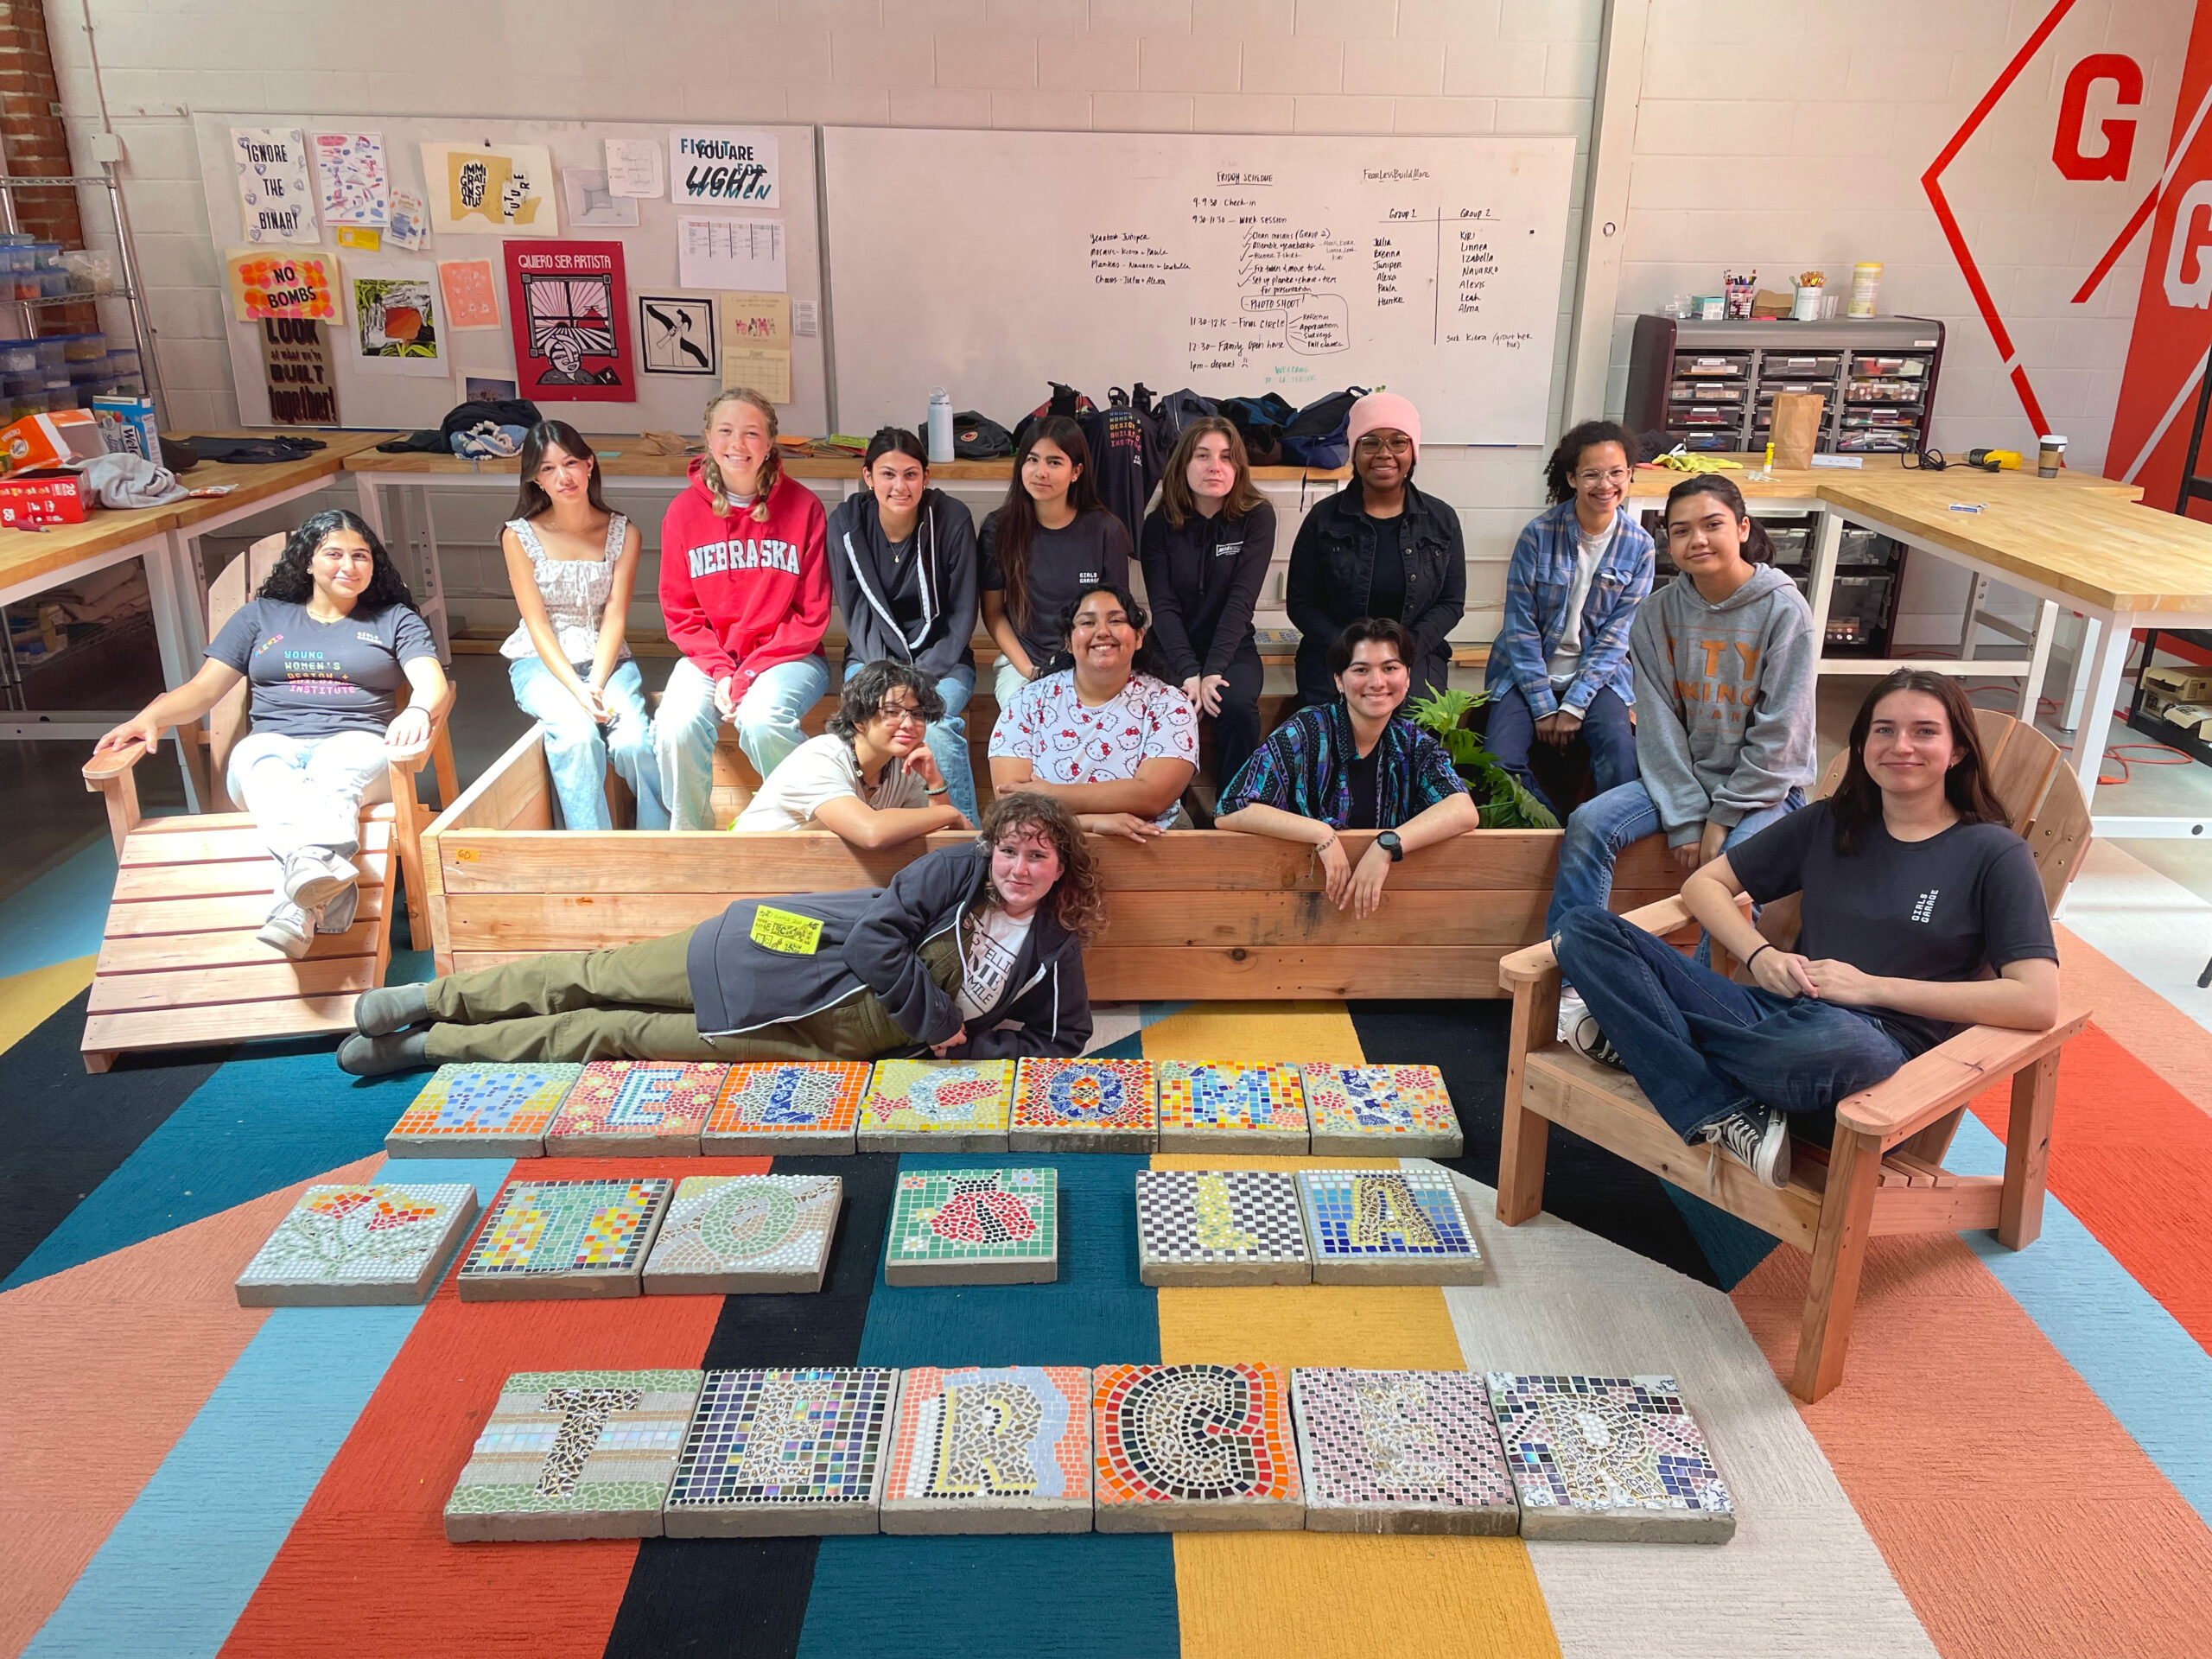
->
[1770, 392, 1826, 470]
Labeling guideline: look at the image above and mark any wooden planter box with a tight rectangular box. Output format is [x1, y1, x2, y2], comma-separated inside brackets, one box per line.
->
[420, 727, 1680, 999]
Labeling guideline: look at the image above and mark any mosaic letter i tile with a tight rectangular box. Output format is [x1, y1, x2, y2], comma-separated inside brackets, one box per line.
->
[1291, 1368, 1518, 1535]
[662, 1367, 899, 1537]
[1093, 1362, 1303, 1532]
[235, 1182, 479, 1306]
[880, 1365, 1093, 1534]
[1485, 1372, 1736, 1543]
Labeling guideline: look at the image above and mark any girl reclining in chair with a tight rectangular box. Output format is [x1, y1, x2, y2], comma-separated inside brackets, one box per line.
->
[1552, 670, 2061, 1191]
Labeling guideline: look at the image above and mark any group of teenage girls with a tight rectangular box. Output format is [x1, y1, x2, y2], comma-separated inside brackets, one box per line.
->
[93, 387, 2060, 1194]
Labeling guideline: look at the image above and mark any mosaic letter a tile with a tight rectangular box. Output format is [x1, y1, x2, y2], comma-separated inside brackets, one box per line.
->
[384, 1063, 579, 1158]
[642, 1174, 841, 1295]
[702, 1061, 868, 1156]
[543, 1060, 722, 1156]
[1297, 1167, 1484, 1285]
[662, 1367, 898, 1537]
[455, 1178, 671, 1301]
[1292, 1368, 1517, 1535]
[1154, 1060, 1309, 1153]
[443, 1368, 703, 1541]
[1093, 1362, 1303, 1532]
[1300, 1064, 1463, 1157]
[884, 1166, 1057, 1286]
[880, 1365, 1093, 1534]
[1010, 1058, 1156, 1153]
[235, 1182, 479, 1306]
[857, 1058, 1014, 1153]
[1485, 1372, 1736, 1542]
[1134, 1169, 1309, 1287]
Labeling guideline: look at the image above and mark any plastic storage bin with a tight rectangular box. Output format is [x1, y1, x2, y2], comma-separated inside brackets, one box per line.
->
[61, 250, 115, 294]
[0, 340, 36, 374]
[50, 333, 105, 362]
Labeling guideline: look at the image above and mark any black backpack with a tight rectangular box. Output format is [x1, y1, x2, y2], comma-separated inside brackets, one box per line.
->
[1217, 392, 1296, 466]
[1154, 387, 1218, 442]
[378, 397, 545, 454]
[946, 410, 1014, 459]
[1281, 386, 1370, 467]
[1010, 381, 1095, 454]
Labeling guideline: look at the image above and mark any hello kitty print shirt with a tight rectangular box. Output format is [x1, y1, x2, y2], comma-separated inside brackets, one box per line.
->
[988, 669, 1198, 830]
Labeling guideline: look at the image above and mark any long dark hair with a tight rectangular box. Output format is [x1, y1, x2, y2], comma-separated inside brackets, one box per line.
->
[511, 420, 611, 521]
[991, 415, 1105, 632]
[1829, 670, 2010, 855]
[257, 509, 416, 611]
[1662, 472, 1774, 564]
[864, 425, 928, 473]
[975, 791, 1106, 945]
[1544, 419, 1639, 503]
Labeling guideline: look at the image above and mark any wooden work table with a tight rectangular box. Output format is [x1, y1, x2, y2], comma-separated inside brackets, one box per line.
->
[1627, 453, 2145, 505]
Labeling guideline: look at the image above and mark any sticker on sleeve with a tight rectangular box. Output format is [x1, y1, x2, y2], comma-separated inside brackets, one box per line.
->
[750, 905, 823, 955]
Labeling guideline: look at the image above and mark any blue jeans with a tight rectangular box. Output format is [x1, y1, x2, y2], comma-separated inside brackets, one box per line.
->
[845, 658, 979, 826]
[1554, 906, 1909, 1142]
[1484, 683, 1638, 819]
[656, 653, 831, 830]
[509, 656, 666, 831]
[1544, 780, 1806, 944]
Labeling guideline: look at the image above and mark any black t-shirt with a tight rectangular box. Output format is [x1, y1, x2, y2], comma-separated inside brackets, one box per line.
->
[1344, 741, 1382, 830]
[1364, 514, 1407, 620]
[979, 507, 1134, 668]
[1726, 799, 2059, 1057]
[879, 528, 925, 629]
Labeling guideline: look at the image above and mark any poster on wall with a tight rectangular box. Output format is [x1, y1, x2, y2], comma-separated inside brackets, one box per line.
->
[504, 240, 632, 402]
[670, 129, 779, 207]
[605, 137, 664, 198]
[346, 259, 447, 377]
[311, 131, 389, 227]
[386, 190, 428, 250]
[420, 142, 558, 237]
[676, 216, 785, 291]
[637, 294, 715, 376]
[259, 318, 339, 425]
[230, 127, 318, 244]
[721, 291, 790, 348]
[563, 168, 638, 228]
[438, 258, 503, 329]
[224, 248, 341, 323]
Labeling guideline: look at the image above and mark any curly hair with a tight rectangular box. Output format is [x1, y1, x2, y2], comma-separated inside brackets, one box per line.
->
[827, 659, 945, 740]
[1543, 419, 1640, 504]
[975, 792, 1106, 945]
[257, 509, 417, 612]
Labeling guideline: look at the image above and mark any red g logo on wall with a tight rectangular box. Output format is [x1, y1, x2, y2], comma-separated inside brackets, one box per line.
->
[2055, 54, 2143, 181]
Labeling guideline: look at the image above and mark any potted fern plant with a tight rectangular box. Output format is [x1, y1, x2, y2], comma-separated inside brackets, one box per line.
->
[1406, 687, 1560, 830]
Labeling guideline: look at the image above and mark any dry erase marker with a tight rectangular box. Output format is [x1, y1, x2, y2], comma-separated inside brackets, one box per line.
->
[1949, 503, 1985, 513]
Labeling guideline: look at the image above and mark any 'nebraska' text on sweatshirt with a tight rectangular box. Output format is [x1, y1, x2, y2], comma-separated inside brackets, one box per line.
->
[658, 458, 830, 686]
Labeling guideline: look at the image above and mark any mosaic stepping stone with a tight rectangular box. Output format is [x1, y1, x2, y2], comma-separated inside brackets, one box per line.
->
[1291, 1368, 1519, 1535]
[857, 1058, 1014, 1153]
[234, 1182, 479, 1306]
[884, 1166, 1058, 1286]
[384, 1063, 580, 1157]
[642, 1174, 841, 1295]
[1154, 1060, 1309, 1154]
[702, 1061, 869, 1155]
[663, 1367, 899, 1537]
[880, 1365, 1093, 1534]
[1296, 1167, 1484, 1286]
[1093, 1362, 1303, 1532]
[1485, 1373, 1736, 1543]
[1300, 1064, 1463, 1158]
[1010, 1058, 1157, 1153]
[543, 1061, 723, 1156]
[455, 1178, 671, 1301]
[443, 1368, 703, 1541]
[1133, 1168, 1309, 1287]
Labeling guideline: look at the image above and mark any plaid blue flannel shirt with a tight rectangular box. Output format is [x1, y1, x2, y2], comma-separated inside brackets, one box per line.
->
[1217, 701, 1468, 828]
[1483, 498, 1655, 720]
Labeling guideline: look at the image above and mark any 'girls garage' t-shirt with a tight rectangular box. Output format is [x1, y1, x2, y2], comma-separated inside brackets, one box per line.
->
[206, 598, 437, 739]
[958, 907, 1035, 1022]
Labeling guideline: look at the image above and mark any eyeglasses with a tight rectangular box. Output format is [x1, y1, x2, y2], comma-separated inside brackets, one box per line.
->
[874, 703, 927, 728]
[1355, 434, 1413, 456]
[1573, 467, 1630, 487]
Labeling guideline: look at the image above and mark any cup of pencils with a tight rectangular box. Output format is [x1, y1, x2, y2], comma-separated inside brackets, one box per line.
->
[1725, 270, 1757, 319]
[1792, 270, 1825, 321]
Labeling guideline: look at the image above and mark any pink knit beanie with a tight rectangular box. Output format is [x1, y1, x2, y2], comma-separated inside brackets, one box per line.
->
[1345, 391, 1421, 461]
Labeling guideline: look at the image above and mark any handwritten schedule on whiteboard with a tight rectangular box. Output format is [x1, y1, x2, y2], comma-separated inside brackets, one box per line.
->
[824, 130, 1576, 444]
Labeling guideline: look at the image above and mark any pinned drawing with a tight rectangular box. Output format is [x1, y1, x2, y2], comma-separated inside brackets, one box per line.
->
[231, 126, 317, 245]
[563, 167, 639, 229]
[638, 295, 718, 378]
[604, 137, 664, 199]
[346, 260, 445, 377]
[421, 141, 557, 237]
[438, 259, 503, 331]
[385, 189, 427, 250]
[505, 240, 632, 403]
[312, 131, 389, 227]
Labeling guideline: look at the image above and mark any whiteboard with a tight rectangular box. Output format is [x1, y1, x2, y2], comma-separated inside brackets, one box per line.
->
[823, 128, 1574, 446]
[191, 114, 828, 435]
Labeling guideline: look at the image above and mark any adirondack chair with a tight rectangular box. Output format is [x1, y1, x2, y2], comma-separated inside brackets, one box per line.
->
[1493, 709, 2094, 1402]
[77, 536, 457, 1072]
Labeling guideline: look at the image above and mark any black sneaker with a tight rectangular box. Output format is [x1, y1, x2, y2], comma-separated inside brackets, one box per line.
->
[1700, 1106, 1792, 1190]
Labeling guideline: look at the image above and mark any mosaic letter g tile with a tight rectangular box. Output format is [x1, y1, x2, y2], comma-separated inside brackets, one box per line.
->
[456, 1178, 671, 1301]
[880, 1365, 1093, 1534]
[884, 1166, 1057, 1287]
[1291, 1367, 1518, 1535]
[384, 1062, 579, 1158]
[1485, 1372, 1736, 1543]
[1010, 1058, 1157, 1153]
[1093, 1362, 1303, 1532]
[663, 1367, 898, 1537]
[1300, 1063, 1463, 1157]
[235, 1182, 479, 1306]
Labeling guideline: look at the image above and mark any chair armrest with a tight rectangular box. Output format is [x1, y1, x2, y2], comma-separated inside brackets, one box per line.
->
[1835, 1001, 2091, 1143]
[1499, 938, 1560, 987]
[1498, 889, 1747, 988]
[83, 738, 150, 784]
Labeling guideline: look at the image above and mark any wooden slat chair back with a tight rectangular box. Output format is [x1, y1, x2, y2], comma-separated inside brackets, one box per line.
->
[77, 537, 458, 1073]
[1493, 709, 2092, 1402]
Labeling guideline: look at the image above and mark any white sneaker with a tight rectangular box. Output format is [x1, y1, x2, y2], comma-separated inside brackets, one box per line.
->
[1555, 988, 1587, 1045]
[1700, 1106, 1792, 1191]
[257, 899, 315, 959]
[1558, 992, 1626, 1071]
[283, 849, 358, 910]
[316, 881, 359, 934]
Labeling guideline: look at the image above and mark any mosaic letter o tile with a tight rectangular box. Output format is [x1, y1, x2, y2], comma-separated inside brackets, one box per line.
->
[1154, 1060, 1309, 1153]
[543, 1061, 722, 1156]
[1010, 1058, 1157, 1153]
[880, 1365, 1093, 1534]
[1134, 1168, 1309, 1286]
[1485, 1372, 1736, 1543]
[235, 1182, 479, 1306]
[642, 1174, 842, 1295]
[385, 1063, 580, 1157]
[857, 1058, 1014, 1153]
[884, 1166, 1057, 1286]
[702, 1061, 868, 1155]
[1300, 1063, 1462, 1157]
[1291, 1368, 1518, 1535]
[1093, 1362, 1303, 1532]
[663, 1367, 898, 1537]
[455, 1178, 671, 1301]
[1296, 1167, 1484, 1285]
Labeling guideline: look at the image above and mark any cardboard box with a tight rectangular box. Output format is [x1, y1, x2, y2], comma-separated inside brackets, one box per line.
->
[2159, 700, 2212, 740]
[0, 466, 92, 525]
[0, 409, 105, 474]
[91, 395, 157, 461]
[2141, 664, 2212, 705]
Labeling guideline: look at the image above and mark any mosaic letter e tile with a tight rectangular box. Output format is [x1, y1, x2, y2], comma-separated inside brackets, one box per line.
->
[1292, 1368, 1517, 1535]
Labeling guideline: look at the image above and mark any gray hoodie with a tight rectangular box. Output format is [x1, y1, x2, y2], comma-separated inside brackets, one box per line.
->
[1627, 563, 1815, 847]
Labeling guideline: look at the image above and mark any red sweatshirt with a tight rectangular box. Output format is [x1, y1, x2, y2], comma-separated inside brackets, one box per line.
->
[658, 459, 830, 686]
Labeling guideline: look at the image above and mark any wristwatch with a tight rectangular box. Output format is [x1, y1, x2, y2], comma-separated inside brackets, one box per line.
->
[1376, 830, 1404, 863]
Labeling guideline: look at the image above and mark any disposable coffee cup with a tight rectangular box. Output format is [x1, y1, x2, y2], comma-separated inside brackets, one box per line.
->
[2038, 435, 2066, 478]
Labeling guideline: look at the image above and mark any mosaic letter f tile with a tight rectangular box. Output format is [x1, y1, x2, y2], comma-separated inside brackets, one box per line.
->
[1093, 1362, 1303, 1532]
[1154, 1060, 1309, 1153]
[1300, 1063, 1463, 1157]
[443, 1368, 704, 1541]
[1485, 1372, 1736, 1542]
[1292, 1368, 1518, 1535]
[456, 1178, 671, 1300]
[385, 1062, 580, 1157]
[884, 1166, 1057, 1286]
[663, 1367, 898, 1536]
[1010, 1058, 1157, 1153]
[1297, 1167, 1484, 1285]
[235, 1182, 479, 1306]
[1134, 1168, 1309, 1287]
[642, 1174, 841, 1295]
[544, 1060, 722, 1156]
[858, 1058, 1014, 1153]
[880, 1365, 1093, 1534]
[702, 1061, 868, 1155]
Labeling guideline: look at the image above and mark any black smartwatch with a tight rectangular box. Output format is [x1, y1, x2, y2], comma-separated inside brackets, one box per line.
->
[1376, 830, 1404, 863]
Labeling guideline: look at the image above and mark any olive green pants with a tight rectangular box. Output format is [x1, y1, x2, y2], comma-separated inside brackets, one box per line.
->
[422, 925, 963, 1065]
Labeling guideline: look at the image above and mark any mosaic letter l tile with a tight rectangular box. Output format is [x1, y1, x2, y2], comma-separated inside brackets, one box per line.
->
[1134, 1168, 1309, 1287]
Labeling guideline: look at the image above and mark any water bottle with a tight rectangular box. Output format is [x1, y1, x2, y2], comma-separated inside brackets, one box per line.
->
[927, 387, 954, 464]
